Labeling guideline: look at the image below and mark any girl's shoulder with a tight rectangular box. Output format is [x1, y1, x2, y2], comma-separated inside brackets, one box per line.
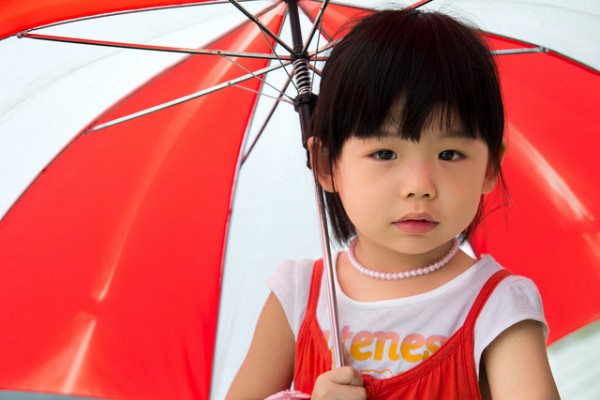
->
[474, 255, 548, 361]
[269, 257, 317, 283]
[267, 256, 328, 336]
[462, 255, 541, 300]
[476, 255, 544, 312]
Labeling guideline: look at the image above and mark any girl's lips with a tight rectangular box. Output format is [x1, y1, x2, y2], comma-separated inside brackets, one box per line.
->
[393, 214, 438, 233]
[393, 220, 438, 233]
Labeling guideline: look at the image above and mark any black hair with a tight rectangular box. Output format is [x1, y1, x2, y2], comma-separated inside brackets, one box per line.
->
[312, 8, 506, 244]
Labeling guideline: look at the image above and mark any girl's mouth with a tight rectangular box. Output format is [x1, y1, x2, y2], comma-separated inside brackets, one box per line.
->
[393, 213, 438, 234]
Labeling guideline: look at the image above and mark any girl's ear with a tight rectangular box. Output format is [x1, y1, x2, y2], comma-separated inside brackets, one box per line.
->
[482, 140, 507, 194]
[307, 137, 335, 192]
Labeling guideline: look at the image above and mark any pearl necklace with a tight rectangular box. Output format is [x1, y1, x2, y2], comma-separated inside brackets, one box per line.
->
[347, 238, 460, 280]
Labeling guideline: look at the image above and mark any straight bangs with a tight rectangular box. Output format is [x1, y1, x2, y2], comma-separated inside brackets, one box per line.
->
[314, 9, 504, 164]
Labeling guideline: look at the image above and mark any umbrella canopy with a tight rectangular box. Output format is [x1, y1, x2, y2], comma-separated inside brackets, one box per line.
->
[0, 0, 598, 399]
[0, 2, 292, 398]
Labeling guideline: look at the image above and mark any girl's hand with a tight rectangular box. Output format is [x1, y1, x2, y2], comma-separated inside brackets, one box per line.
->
[311, 366, 367, 400]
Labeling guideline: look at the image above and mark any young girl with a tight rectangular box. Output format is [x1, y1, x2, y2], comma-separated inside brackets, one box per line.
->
[227, 9, 559, 400]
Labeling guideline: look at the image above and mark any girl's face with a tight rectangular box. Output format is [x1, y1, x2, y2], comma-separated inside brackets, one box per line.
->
[324, 118, 498, 265]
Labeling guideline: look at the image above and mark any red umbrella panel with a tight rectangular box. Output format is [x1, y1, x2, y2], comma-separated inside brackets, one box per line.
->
[471, 35, 600, 343]
[0, 0, 599, 399]
[0, 2, 288, 398]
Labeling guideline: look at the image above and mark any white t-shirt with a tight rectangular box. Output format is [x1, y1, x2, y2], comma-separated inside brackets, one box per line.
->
[268, 253, 547, 379]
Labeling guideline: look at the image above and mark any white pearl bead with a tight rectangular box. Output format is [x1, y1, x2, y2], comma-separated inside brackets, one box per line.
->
[347, 237, 460, 280]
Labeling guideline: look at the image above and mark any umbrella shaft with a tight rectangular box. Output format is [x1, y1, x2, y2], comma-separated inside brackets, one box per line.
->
[287, 0, 343, 368]
[314, 178, 345, 369]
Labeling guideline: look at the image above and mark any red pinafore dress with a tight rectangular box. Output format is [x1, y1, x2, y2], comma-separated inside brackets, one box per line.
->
[293, 259, 511, 399]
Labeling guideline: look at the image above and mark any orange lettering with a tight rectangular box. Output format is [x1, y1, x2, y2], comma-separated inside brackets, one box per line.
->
[341, 325, 354, 348]
[373, 331, 400, 361]
[426, 334, 447, 354]
[401, 333, 425, 363]
[350, 331, 374, 361]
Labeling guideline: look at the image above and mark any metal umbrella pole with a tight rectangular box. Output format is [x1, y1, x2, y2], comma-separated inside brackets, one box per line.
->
[286, 0, 344, 369]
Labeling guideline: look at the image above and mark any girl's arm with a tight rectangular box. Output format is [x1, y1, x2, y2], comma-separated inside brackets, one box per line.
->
[482, 319, 560, 399]
[227, 292, 366, 400]
[226, 292, 296, 400]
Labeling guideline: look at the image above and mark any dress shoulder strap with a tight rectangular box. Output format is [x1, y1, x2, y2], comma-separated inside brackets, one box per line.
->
[463, 268, 512, 331]
[305, 259, 324, 317]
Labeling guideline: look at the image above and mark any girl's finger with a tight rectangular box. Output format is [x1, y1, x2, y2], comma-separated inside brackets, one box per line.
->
[312, 367, 366, 399]
[313, 368, 367, 400]
[329, 384, 367, 400]
[329, 366, 364, 386]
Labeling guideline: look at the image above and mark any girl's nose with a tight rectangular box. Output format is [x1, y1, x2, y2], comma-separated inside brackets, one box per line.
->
[399, 163, 437, 199]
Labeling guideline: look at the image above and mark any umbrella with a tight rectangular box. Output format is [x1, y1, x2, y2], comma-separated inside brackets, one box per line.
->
[0, 0, 598, 399]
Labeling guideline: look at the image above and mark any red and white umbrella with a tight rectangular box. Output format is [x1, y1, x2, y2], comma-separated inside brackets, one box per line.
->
[0, 1, 598, 399]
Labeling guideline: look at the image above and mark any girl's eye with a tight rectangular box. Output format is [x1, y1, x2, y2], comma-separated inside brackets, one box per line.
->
[438, 150, 464, 161]
[371, 150, 397, 161]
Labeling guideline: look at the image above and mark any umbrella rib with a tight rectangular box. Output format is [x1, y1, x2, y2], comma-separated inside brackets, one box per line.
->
[241, 75, 294, 164]
[305, 1, 328, 92]
[247, 7, 297, 94]
[18, 32, 291, 60]
[231, 84, 295, 105]
[308, 41, 334, 61]
[228, 0, 295, 55]
[228, 0, 299, 97]
[221, 55, 295, 102]
[13, 0, 255, 34]
[89, 61, 291, 132]
[308, 62, 323, 77]
[256, 12, 299, 94]
[492, 46, 548, 56]
[302, 0, 330, 55]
